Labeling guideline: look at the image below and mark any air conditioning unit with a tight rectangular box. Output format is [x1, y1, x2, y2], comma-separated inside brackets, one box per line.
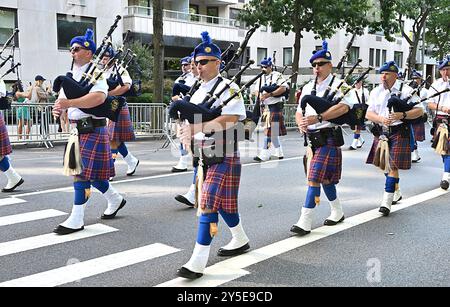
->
[376, 36, 382, 42]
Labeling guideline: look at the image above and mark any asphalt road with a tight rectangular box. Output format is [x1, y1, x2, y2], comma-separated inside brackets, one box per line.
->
[0, 127, 448, 287]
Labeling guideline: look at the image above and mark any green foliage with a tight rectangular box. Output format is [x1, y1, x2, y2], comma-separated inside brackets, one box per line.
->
[425, 0, 450, 59]
[124, 40, 153, 82]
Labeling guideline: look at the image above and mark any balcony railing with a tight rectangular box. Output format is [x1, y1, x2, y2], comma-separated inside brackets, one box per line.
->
[125, 6, 243, 28]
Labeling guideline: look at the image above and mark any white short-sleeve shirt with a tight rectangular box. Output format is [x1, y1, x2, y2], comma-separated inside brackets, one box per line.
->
[0, 80, 6, 98]
[254, 71, 288, 106]
[428, 78, 450, 116]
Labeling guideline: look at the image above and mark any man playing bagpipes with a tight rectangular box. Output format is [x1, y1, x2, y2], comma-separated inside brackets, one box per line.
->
[291, 40, 355, 236]
[101, 47, 139, 180]
[0, 77, 24, 192]
[172, 54, 198, 174]
[409, 69, 428, 163]
[427, 56, 450, 190]
[52, 29, 127, 235]
[175, 32, 250, 279]
[348, 75, 369, 150]
[365, 61, 423, 216]
[252, 57, 288, 162]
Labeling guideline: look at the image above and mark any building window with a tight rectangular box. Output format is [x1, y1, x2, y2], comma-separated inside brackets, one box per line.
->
[382, 49, 387, 65]
[347, 47, 360, 65]
[0, 7, 18, 47]
[369, 48, 374, 67]
[206, 7, 219, 24]
[230, 8, 245, 29]
[189, 4, 200, 22]
[257, 48, 267, 65]
[375, 49, 381, 67]
[394, 51, 403, 68]
[283, 47, 293, 66]
[57, 14, 96, 50]
[128, 0, 150, 6]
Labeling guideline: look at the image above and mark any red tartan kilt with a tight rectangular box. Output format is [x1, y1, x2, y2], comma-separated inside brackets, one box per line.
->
[108, 104, 136, 142]
[412, 122, 425, 142]
[308, 138, 342, 184]
[201, 154, 241, 214]
[366, 132, 411, 170]
[77, 127, 115, 181]
[265, 111, 287, 137]
[0, 116, 12, 156]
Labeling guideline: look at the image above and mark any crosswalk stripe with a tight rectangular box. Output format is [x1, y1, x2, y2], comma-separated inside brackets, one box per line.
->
[157, 188, 449, 287]
[0, 224, 118, 257]
[0, 243, 180, 287]
[0, 198, 27, 208]
[0, 209, 67, 227]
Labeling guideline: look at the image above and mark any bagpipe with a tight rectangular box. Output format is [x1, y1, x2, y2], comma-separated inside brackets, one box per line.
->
[169, 60, 257, 124]
[259, 66, 290, 99]
[53, 16, 125, 121]
[0, 29, 19, 60]
[0, 63, 22, 110]
[300, 65, 373, 127]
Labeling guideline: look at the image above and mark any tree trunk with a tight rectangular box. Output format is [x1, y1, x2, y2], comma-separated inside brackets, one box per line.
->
[288, 28, 302, 104]
[152, 0, 164, 103]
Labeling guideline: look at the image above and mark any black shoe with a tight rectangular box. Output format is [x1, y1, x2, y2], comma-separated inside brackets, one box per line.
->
[392, 196, 402, 205]
[290, 225, 311, 236]
[53, 225, 84, 235]
[324, 215, 345, 226]
[127, 160, 140, 176]
[357, 140, 365, 148]
[176, 267, 203, 280]
[174, 194, 194, 207]
[101, 199, 127, 219]
[379, 206, 390, 216]
[440, 180, 449, 190]
[412, 158, 421, 163]
[217, 243, 250, 257]
[348, 146, 357, 151]
[253, 156, 263, 162]
[2, 178, 24, 193]
[171, 167, 187, 173]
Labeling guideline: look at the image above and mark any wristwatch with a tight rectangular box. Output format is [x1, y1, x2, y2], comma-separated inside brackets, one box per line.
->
[402, 111, 407, 119]
[316, 114, 323, 123]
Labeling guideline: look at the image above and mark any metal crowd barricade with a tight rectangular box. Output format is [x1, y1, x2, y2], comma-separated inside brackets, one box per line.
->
[244, 103, 298, 129]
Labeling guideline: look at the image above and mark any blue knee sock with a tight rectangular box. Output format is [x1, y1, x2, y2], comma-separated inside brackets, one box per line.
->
[192, 166, 198, 185]
[354, 133, 360, 140]
[180, 144, 188, 156]
[264, 137, 271, 149]
[197, 213, 219, 245]
[0, 156, 10, 172]
[272, 136, 281, 148]
[118, 143, 129, 158]
[443, 155, 450, 172]
[91, 180, 109, 194]
[322, 184, 337, 201]
[304, 186, 321, 209]
[111, 149, 119, 163]
[385, 176, 397, 193]
[219, 210, 240, 228]
[74, 181, 91, 205]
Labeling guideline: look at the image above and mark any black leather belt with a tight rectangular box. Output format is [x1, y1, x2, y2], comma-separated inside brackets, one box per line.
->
[71, 118, 107, 127]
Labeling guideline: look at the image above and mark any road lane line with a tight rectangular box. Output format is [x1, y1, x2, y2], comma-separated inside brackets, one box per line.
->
[0, 243, 180, 287]
[156, 188, 449, 287]
[0, 209, 67, 227]
[0, 224, 118, 257]
[0, 198, 27, 208]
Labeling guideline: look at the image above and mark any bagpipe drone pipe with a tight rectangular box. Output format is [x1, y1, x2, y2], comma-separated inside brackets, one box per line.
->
[300, 66, 373, 127]
[169, 60, 258, 124]
[53, 16, 125, 121]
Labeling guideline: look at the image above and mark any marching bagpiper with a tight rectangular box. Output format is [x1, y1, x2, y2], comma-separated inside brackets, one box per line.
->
[365, 61, 423, 215]
[427, 56, 450, 190]
[52, 29, 126, 235]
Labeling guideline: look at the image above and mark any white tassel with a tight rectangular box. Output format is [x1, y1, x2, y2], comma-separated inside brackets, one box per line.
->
[63, 128, 83, 176]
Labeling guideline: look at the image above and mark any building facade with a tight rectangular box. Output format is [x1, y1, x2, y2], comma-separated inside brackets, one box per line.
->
[0, 0, 438, 87]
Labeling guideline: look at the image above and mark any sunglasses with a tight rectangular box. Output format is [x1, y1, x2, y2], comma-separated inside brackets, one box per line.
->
[261, 66, 268, 69]
[70, 46, 87, 53]
[195, 59, 217, 66]
[311, 61, 330, 68]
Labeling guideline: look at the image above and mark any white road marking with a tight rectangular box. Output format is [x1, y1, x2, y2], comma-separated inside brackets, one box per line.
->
[0, 198, 27, 208]
[156, 188, 449, 287]
[0, 209, 67, 227]
[0, 224, 118, 257]
[0, 243, 180, 287]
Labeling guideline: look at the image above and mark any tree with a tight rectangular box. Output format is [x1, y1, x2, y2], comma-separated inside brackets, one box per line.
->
[239, 0, 398, 103]
[152, 0, 164, 103]
[124, 40, 153, 83]
[394, 0, 438, 75]
[425, 0, 450, 60]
